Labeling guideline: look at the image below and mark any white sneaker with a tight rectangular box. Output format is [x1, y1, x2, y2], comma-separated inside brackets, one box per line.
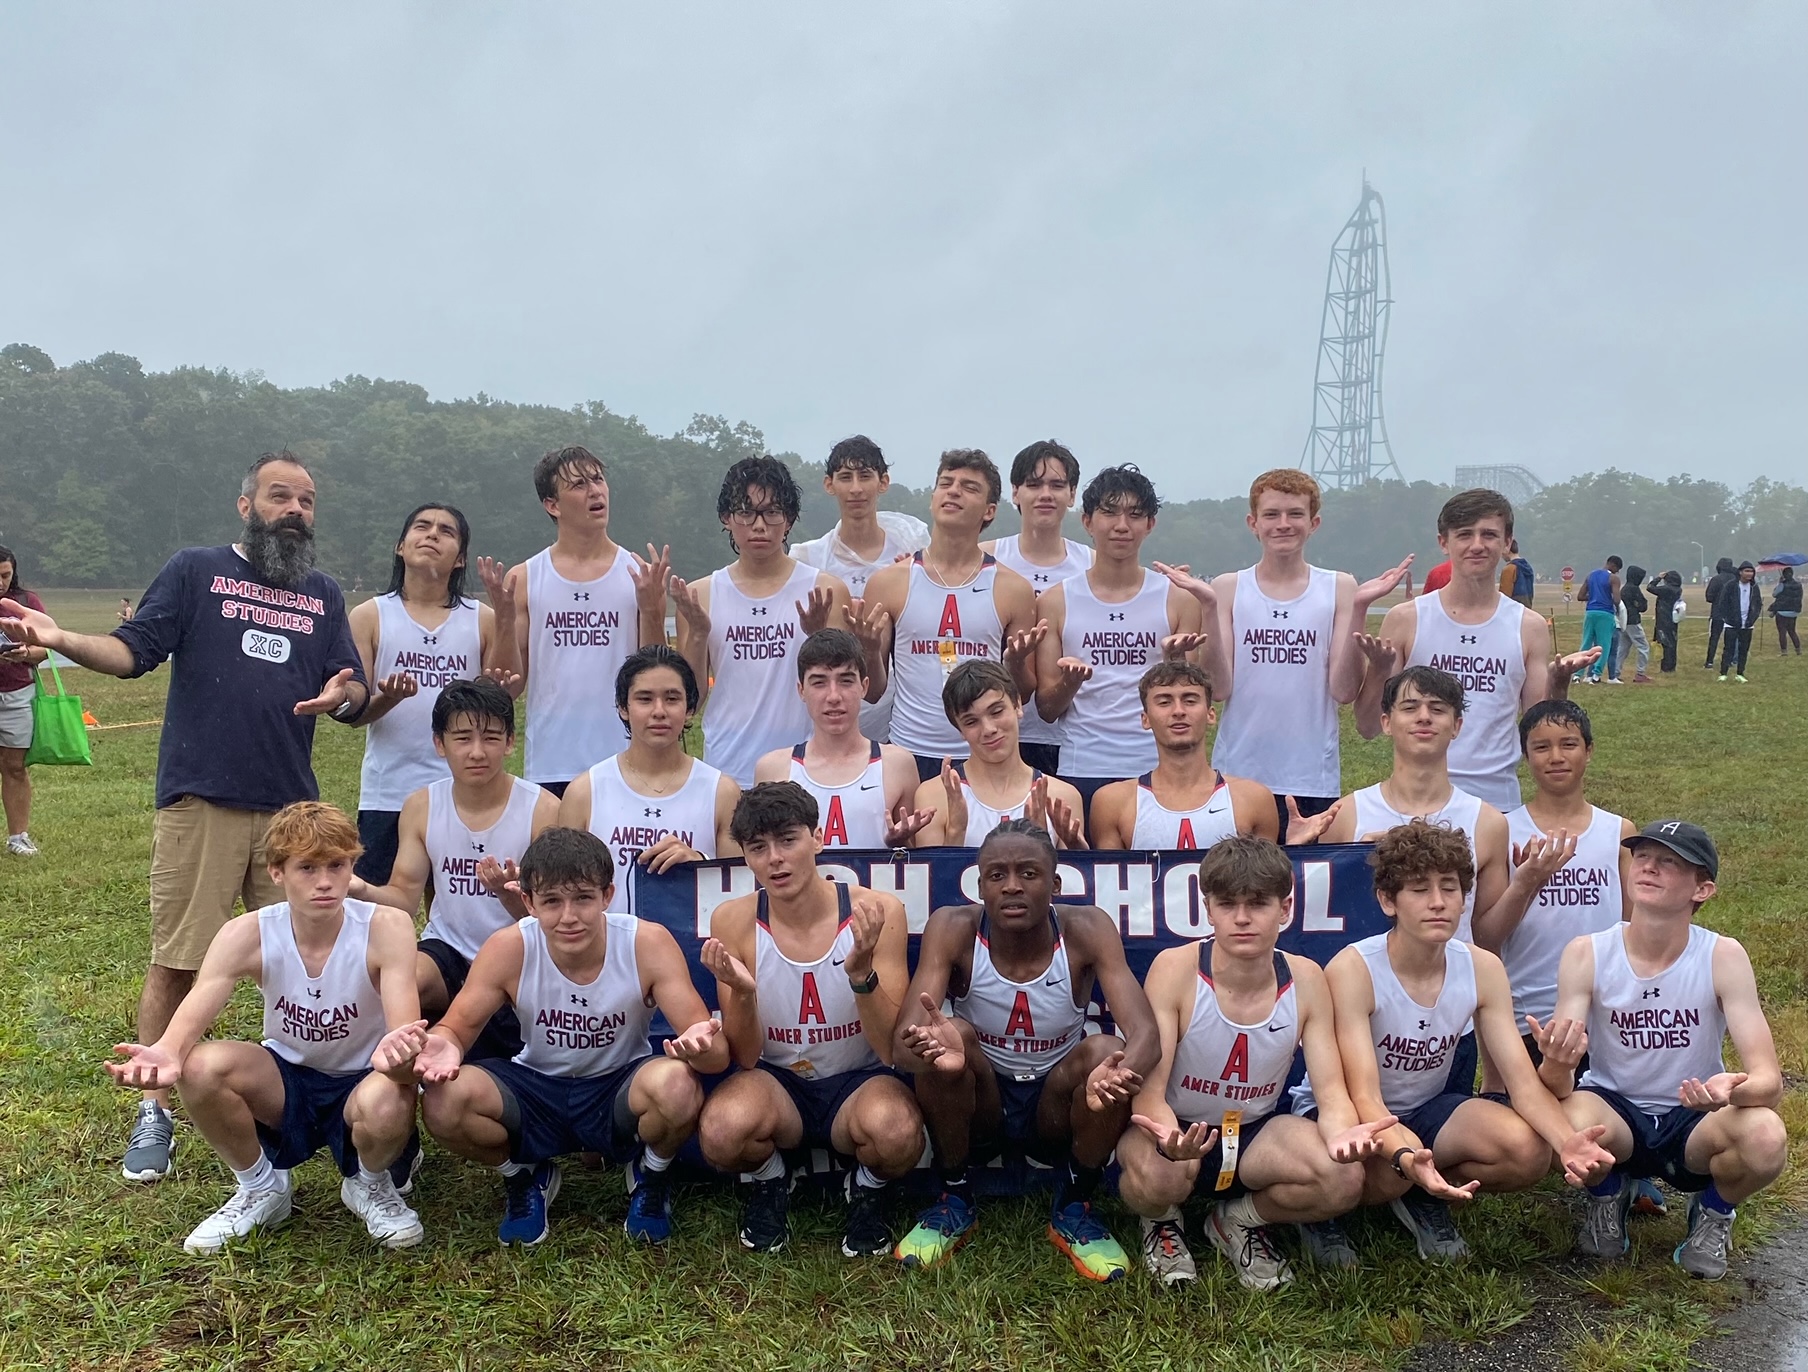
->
[1140, 1213, 1197, 1286]
[1205, 1194, 1293, 1290]
[341, 1171, 425, 1249]
[5, 833, 38, 857]
[183, 1178, 293, 1254]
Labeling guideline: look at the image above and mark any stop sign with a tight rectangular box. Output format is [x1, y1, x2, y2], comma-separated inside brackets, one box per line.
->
[1561, 566, 1575, 581]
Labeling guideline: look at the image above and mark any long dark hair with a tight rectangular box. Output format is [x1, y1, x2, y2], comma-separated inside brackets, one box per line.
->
[0, 545, 24, 598]
[384, 504, 471, 607]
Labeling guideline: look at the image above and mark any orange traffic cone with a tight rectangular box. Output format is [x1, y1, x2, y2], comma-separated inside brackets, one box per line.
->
[83, 709, 99, 726]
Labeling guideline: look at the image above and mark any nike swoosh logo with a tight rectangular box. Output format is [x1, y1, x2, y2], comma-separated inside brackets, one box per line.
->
[1267, 1022, 1292, 1033]
[1044, 977, 1064, 987]
[859, 783, 878, 791]
[969, 586, 987, 593]
[832, 957, 847, 967]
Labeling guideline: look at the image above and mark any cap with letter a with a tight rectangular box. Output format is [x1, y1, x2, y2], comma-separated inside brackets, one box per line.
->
[1622, 819, 1718, 880]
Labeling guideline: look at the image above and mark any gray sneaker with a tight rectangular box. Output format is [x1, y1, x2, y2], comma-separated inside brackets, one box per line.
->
[1389, 1191, 1468, 1260]
[1576, 1181, 1632, 1259]
[1298, 1218, 1361, 1268]
[122, 1099, 175, 1182]
[5, 833, 39, 857]
[1139, 1213, 1197, 1286]
[1674, 1196, 1734, 1280]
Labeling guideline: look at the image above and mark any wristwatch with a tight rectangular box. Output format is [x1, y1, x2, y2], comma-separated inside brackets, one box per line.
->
[847, 968, 880, 996]
[1389, 1146, 1415, 1178]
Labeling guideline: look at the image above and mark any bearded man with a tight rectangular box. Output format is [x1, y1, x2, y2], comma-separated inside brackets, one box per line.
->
[0, 450, 369, 1181]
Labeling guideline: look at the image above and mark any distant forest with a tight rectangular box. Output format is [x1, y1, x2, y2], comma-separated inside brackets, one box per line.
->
[3, 343, 1803, 590]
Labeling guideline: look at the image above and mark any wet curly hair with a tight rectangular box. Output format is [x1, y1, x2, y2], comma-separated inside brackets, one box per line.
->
[1369, 819, 1475, 900]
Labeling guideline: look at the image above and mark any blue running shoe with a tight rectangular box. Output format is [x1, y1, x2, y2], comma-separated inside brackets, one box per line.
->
[895, 1191, 977, 1269]
[625, 1159, 674, 1244]
[498, 1161, 560, 1246]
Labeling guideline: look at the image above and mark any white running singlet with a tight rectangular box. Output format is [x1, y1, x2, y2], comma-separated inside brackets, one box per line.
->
[888, 554, 1007, 760]
[1501, 805, 1626, 1022]
[1350, 783, 1486, 944]
[260, 899, 384, 1074]
[1579, 925, 1725, 1114]
[1057, 569, 1168, 778]
[788, 742, 888, 848]
[1292, 934, 1477, 1119]
[512, 912, 653, 1077]
[952, 915, 1086, 1080]
[1131, 772, 1239, 851]
[955, 763, 1052, 846]
[1407, 593, 1528, 811]
[989, 536, 1092, 751]
[794, 522, 924, 743]
[1212, 565, 1341, 798]
[584, 755, 722, 914]
[1164, 943, 1298, 1127]
[420, 777, 544, 959]
[700, 562, 819, 785]
[523, 548, 639, 785]
[358, 594, 483, 810]
[754, 885, 879, 1079]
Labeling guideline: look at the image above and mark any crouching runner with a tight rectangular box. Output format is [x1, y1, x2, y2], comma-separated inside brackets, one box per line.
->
[1118, 836, 1391, 1290]
[698, 781, 923, 1257]
[415, 826, 729, 1246]
[891, 818, 1160, 1281]
[106, 801, 428, 1254]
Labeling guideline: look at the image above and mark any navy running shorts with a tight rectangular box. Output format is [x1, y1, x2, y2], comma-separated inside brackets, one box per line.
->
[257, 1049, 367, 1176]
[1578, 1086, 1712, 1192]
[473, 1055, 649, 1167]
[757, 1062, 901, 1149]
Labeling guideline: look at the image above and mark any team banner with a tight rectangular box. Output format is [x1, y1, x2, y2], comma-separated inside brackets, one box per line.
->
[637, 844, 1390, 1026]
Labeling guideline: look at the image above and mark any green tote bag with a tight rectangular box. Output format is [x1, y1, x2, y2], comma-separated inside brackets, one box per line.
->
[23, 659, 93, 767]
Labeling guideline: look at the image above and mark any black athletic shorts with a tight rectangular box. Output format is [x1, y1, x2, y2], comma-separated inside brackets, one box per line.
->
[1181, 1109, 1281, 1201]
[257, 1049, 369, 1176]
[418, 938, 524, 1059]
[1018, 742, 1061, 775]
[354, 809, 403, 885]
[1276, 794, 1339, 843]
[1056, 774, 1114, 822]
[537, 780, 570, 800]
[911, 754, 948, 785]
[758, 1062, 900, 1149]
[1578, 1086, 1712, 1192]
[473, 1055, 649, 1167]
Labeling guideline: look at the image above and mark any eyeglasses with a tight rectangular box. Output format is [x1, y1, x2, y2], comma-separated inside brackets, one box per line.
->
[729, 507, 786, 528]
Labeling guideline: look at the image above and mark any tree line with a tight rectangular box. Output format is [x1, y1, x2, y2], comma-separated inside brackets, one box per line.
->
[3, 343, 1802, 591]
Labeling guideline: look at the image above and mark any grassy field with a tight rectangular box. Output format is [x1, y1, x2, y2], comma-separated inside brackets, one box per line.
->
[2, 590, 1802, 1372]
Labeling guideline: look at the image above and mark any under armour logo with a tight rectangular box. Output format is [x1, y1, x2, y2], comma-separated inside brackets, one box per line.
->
[1417, 1019, 1429, 1031]
[471, 842, 485, 854]
[1033, 573, 1051, 584]
[1272, 610, 1289, 620]
[644, 807, 662, 818]
[1108, 612, 1126, 622]
[572, 591, 590, 602]
[569, 994, 588, 1007]
[422, 633, 438, 645]
[751, 605, 769, 616]
[307, 987, 323, 1000]
[1459, 634, 1479, 644]
[1642, 988, 1661, 1000]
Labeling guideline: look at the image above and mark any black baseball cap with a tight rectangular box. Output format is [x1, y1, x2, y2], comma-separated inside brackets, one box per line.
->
[1623, 820, 1718, 880]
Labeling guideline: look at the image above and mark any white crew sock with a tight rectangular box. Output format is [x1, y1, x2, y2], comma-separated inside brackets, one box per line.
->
[232, 1155, 279, 1192]
[496, 1160, 530, 1177]
[640, 1146, 673, 1174]
[741, 1152, 786, 1184]
[853, 1164, 886, 1191]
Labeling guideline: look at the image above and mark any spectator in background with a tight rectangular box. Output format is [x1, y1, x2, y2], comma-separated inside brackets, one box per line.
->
[1615, 565, 1651, 684]
[117, 597, 134, 624]
[1702, 557, 1737, 668]
[1649, 570, 1683, 674]
[1419, 558, 1453, 596]
[1714, 561, 1762, 683]
[1578, 556, 1622, 684]
[0, 546, 49, 857]
[1769, 567, 1801, 657]
[1500, 541, 1535, 608]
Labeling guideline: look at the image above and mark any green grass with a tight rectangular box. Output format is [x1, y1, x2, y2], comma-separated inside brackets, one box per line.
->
[3, 594, 1803, 1371]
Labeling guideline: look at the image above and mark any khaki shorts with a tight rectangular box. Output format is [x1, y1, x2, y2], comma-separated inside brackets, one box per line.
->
[149, 796, 282, 970]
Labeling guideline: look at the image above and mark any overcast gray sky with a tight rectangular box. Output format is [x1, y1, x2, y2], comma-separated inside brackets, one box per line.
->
[4, 3, 1803, 498]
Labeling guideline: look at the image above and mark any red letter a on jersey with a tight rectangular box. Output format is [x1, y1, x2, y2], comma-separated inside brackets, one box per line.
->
[822, 795, 848, 847]
[937, 594, 962, 639]
[1005, 989, 1035, 1038]
[1176, 818, 1197, 850]
[798, 972, 827, 1025]
[1219, 1031, 1250, 1083]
